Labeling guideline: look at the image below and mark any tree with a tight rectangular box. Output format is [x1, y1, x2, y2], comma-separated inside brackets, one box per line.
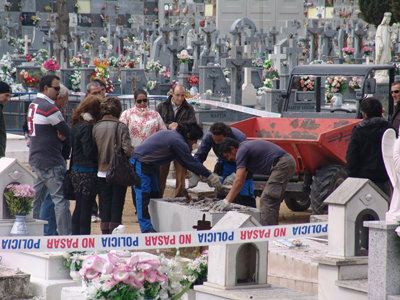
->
[391, 0, 400, 23]
[359, 0, 391, 26]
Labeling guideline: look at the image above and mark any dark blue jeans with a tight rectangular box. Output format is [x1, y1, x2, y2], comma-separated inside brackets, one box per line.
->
[97, 178, 127, 224]
[39, 192, 57, 236]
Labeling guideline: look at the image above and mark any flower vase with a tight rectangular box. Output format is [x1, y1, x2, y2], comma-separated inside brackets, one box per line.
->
[179, 62, 189, 74]
[331, 93, 343, 108]
[69, 270, 80, 281]
[189, 85, 198, 95]
[344, 55, 352, 63]
[10, 215, 28, 236]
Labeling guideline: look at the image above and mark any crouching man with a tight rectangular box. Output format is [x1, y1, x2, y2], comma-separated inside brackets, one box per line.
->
[213, 137, 296, 226]
[132, 122, 223, 233]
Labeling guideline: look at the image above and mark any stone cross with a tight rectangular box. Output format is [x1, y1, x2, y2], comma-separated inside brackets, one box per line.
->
[192, 34, 203, 72]
[221, 46, 252, 105]
[245, 28, 258, 54]
[71, 26, 84, 56]
[268, 44, 287, 74]
[285, 38, 302, 71]
[41, 26, 55, 57]
[167, 35, 184, 80]
[269, 26, 279, 45]
[282, 20, 300, 39]
[115, 26, 127, 54]
[159, 23, 172, 45]
[201, 20, 217, 51]
[320, 23, 337, 59]
[22, 35, 31, 55]
[215, 37, 227, 61]
[354, 22, 368, 59]
[307, 20, 323, 61]
[338, 26, 346, 60]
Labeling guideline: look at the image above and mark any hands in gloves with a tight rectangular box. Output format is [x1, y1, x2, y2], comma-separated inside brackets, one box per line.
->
[223, 173, 236, 186]
[206, 173, 223, 189]
[188, 174, 201, 188]
[212, 198, 231, 211]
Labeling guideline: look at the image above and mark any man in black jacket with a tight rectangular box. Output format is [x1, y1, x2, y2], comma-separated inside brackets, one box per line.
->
[346, 97, 393, 197]
[156, 84, 196, 196]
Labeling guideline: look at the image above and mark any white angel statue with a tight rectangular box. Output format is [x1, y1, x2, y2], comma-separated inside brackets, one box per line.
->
[382, 128, 400, 223]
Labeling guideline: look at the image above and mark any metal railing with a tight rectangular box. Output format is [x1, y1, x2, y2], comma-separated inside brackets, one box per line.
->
[5, 93, 168, 132]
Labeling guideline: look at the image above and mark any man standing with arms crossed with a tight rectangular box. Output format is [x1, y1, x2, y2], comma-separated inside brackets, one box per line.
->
[27, 75, 71, 235]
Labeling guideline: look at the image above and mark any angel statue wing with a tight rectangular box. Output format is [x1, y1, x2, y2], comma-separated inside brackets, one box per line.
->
[382, 128, 397, 188]
[382, 128, 400, 224]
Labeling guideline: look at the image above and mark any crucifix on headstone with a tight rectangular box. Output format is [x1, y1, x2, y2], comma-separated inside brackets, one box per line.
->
[201, 20, 216, 51]
[269, 26, 279, 45]
[307, 19, 323, 61]
[320, 23, 337, 59]
[167, 35, 184, 80]
[41, 26, 55, 57]
[215, 37, 226, 61]
[115, 26, 127, 54]
[221, 46, 252, 105]
[192, 34, 203, 71]
[159, 23, 172, 45]
[282, 20, 300, 40]
[354, 22, 368, 59]
[268, 44, 287, 74]
[245, 28, 258, 54]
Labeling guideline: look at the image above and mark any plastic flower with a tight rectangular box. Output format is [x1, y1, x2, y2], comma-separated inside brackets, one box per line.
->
[42, 58, 60, 71]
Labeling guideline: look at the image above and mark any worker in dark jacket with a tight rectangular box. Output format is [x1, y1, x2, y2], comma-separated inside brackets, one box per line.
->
[192, 122, 255, 207]
[156, 84, 197, 197]
[132, 122, 222, 233]
[346, 97, 394, 196]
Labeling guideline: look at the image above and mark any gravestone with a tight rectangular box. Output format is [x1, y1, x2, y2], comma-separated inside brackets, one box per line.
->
[166, 35, 184, 80]
[320, 23, 336, 59]
[120, 68, 147, 94]
[198, 65, 230, 96]
[242, 45, 257, 106]
[307, 19, 323, 61]
[222, 46, 251, 105]
[354, 21, 368, 60]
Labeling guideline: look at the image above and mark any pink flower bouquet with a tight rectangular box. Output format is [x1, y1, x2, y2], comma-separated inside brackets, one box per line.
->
[42, 58, 60, 71]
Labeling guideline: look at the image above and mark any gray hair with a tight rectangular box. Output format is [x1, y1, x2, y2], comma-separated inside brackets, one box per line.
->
[86, 81, 101, 93]
[59, 84, 69, 98]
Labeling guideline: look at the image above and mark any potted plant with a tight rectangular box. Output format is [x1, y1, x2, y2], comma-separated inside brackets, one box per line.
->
[4, 183, 35, 236]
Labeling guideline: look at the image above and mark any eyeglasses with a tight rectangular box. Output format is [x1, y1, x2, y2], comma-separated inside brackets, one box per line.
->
[136, 99, 148, 104]
[50, 86, 60, 91]
[391, 90, 400, 94]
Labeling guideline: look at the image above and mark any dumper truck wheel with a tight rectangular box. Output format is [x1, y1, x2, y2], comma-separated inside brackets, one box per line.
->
[310, 165, 347, 215]
[284, 195, 310, 212]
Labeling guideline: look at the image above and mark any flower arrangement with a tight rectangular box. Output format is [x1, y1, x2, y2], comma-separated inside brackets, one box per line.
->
[70, 70, 81, 92]
[342, 47, 355, 56]
[32, 49, 49, 64]
[205, 89, 213, 96]
[7, 35, 17, 47]
[92, 59, 114, 93]
[25, 54, 33, 62]
[4, 184, 35, 216]
[145, 80, 157, 91]
[257, 86, 271, 96]
[145, 59, 163, 73]
[300, 76, 315, 91]
[263, 78, 273, 88]
[44, 5, 52, 12]
[20, 70, 40, 89]
[252, 57, 263, 68]
[70, 54, 87, 68]
[349, 76, 361, 90]
[64, 251, 86, 273]
[177, 50, 192, 63]
[79, 252, 168, 300]
[30, 15, 41, 26]
[42, 58, 60, 72]
[187, 75, 199, 86]
[262, 59, 279, 79]
[325, 76, 347, 95]
[362, 46, 373, 57]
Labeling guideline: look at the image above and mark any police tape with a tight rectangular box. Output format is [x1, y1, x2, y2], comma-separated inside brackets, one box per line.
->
[0, 222, 327, 253]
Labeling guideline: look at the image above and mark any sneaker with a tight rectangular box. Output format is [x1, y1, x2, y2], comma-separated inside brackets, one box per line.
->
[91, 215, 97, 223]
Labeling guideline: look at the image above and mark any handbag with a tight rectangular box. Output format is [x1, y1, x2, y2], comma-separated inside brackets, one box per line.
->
[106, 122, 140, 186]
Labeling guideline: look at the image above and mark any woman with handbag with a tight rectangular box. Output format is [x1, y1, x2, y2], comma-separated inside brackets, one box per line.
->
[69, 95, 101, 235]
[119, 88, 166, 214]
[92, 96, 134, 234]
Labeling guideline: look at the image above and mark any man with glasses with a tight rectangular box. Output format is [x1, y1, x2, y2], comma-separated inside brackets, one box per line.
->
[156, 84, 196, 197]
[27, 75, 72, 235]
[390, 80, 400, 132]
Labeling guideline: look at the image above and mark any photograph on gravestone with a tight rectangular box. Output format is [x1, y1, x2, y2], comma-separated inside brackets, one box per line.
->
[21, 12, 36, 26]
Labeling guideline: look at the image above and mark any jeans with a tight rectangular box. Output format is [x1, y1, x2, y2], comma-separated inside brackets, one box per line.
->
[39, 192, 57, 236]
[133, 159, 160, 232]
[32, 164, 72, 235]
[260, 153, 296, 226]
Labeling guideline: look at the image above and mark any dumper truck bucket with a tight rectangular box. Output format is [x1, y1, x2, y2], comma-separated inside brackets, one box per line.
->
[231, 117, 361, 175]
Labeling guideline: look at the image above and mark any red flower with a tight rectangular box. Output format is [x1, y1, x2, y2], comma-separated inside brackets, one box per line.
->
[200, 20, 205, 27]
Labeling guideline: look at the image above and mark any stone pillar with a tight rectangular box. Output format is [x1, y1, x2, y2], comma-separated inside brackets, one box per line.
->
[364, 221, 400, 299]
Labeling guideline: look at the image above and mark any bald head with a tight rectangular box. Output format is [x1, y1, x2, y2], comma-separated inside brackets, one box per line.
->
[172, 84, 186, 107]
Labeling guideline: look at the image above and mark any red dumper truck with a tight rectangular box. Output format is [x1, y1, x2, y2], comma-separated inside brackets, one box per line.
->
[230, 64, 396, 214]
